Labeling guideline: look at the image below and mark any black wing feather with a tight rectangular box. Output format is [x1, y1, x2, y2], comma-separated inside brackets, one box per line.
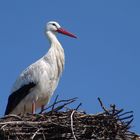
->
[5, 82, 36, 115]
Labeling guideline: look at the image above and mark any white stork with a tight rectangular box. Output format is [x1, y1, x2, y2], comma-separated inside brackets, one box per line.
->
[5, 21, 77, 115]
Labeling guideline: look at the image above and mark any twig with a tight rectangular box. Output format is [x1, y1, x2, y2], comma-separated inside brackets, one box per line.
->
[47, 98, 77, 113]
[0, 120, 49, 125]
[98, 97, 109, 114]
[110, 104, 117, 115]
[1, 114, 23, 121]
[42, 132, 46, 140]
[39, 95, 59, 114]
[70, 110, 77, 140]
[75, 103, 82, 110]
[118, 111, 133, 117]
[119, 114, 133, 121]
[123, 118, 134, 130]
[43, 97, 78, 112]
[31, 128, 41, 139]
[1, 124, 7, 130]
[113, 109, 124, 116]
[51, 95, 59, 112]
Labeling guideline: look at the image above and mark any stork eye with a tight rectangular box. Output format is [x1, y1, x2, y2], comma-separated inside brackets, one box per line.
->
[52, 23, 56, 27]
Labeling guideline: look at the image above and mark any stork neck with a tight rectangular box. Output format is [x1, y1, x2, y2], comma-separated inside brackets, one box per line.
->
[45, 31, 65, 77]
[46, 31, 61, 47]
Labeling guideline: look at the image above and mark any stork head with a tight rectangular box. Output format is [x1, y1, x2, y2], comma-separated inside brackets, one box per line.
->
[46, 21, 77, 38]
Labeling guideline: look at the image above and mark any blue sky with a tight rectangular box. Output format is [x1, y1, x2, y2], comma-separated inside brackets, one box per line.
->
[0, 0, 140, 133]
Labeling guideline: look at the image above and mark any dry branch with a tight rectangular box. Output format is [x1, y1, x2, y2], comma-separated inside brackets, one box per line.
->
[0, 97, 139, 140]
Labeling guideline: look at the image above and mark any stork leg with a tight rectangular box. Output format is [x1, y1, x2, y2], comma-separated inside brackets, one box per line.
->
[32, 101, 36, 114]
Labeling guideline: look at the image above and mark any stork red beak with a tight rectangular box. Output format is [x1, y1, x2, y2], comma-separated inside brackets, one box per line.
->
[57, 28, 77, 38]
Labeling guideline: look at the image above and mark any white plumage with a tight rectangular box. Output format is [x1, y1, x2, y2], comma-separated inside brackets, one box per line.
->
[5, 21, 76, 115]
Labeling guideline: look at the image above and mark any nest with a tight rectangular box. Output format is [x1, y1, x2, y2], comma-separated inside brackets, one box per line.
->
[0, 96, 139, 140]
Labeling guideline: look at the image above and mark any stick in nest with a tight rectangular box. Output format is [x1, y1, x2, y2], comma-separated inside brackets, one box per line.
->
[39, 95, 78, 114]
[70, 110, 77, 140]
[31, 128, 41, 139]
[98, 97, 109, 114]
